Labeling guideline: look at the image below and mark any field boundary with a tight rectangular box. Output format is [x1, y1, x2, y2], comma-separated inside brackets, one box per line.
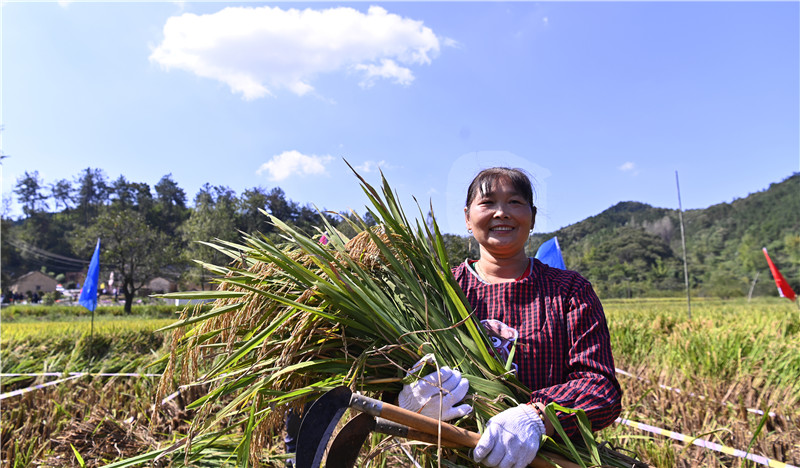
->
[0, 374, 84, 400]
[616, 417, 796, 468]
[2, 371, 795, 466]
[0, 372, 161, 400]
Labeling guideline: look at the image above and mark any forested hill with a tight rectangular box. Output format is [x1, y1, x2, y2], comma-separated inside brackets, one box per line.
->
[4, 167, 798, 303]
[527, 173, 800, 298]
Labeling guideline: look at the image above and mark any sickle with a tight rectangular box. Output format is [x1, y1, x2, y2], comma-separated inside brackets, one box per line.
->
[325, 413, 460, 468]
[294, 385, 581, 468]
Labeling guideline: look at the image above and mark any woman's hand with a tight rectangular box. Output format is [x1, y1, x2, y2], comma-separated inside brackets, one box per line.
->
[398, 355, 472, 421]
[473, 404, 545, 468]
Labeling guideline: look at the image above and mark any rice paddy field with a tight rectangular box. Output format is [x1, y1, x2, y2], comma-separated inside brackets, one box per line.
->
[1, 297, 798, 467]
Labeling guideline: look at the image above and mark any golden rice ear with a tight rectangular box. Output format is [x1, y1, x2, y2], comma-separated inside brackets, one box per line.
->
[344, 225, 396, 269]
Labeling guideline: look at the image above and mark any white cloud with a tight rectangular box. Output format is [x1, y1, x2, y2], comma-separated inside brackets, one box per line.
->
[355, 160, 396, 173]
[442, 37, 461, 49]
[355, 59, 414, 88]
[256, 150, 333, 181]
[618, 162, 640, 175]
[150, 5, 440, 99]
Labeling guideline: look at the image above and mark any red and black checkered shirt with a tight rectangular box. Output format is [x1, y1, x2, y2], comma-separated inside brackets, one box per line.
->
[453, 258, 622, 438]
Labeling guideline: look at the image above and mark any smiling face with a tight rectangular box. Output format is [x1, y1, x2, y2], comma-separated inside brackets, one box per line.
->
[465, 175, 535, 259]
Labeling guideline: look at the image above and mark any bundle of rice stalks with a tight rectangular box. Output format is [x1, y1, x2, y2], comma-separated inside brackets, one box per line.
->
[122, 167, 641, 467]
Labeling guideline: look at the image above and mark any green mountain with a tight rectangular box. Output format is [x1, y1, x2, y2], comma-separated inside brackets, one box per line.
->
[5, 167, 798, 301]
[529, 173, 800, 298]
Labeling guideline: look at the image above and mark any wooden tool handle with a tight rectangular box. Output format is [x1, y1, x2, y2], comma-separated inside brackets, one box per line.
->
[349, 393, 581, 468]
[374, 417, 460, 448]
[351, 392, 481, 447]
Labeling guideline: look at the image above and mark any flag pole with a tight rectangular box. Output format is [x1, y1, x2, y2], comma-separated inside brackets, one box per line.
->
[747, 271, 760, 302]
[675, 171, 691, 319]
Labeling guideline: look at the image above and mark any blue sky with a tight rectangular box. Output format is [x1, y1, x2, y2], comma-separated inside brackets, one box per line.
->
[2, 1, 798, 235]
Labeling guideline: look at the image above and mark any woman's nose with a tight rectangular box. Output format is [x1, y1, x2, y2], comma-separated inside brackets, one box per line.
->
[493, 204, 510, 218]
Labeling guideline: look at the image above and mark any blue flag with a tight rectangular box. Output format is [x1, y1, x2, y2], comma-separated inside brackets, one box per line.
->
[535, 236, 565, 270]
[79, 239, 101, 312]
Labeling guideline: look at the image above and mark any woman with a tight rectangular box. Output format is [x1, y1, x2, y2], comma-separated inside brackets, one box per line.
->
[400, 167, 622, 468]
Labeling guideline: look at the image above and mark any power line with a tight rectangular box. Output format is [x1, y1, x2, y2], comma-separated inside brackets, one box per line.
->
[3, 237, 89, 268]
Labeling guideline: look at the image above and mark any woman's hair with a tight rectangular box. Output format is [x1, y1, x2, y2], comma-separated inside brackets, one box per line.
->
[465, 167, 536, 216]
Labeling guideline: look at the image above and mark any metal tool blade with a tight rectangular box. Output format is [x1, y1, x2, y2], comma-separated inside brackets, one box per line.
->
[324, 413, 376, 468]
[294, 386, 353, 468]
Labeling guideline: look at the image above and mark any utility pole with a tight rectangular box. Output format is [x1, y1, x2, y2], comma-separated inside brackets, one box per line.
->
[676, 171, 691, 319]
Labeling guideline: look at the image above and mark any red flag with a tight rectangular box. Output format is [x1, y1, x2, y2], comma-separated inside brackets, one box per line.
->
[762, 248, 796, 301]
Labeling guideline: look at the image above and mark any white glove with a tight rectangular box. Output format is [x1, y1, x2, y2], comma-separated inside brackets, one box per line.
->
[398, 355, 472, 421]
[473, 404, 545, 468]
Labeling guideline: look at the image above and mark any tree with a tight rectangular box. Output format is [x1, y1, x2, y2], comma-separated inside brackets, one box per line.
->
[295, 204, 322, 234]
[736, 231, 765, 292]
[784, 233, 800, 286]
[238, 187, 271, 234]
[180, 184, 239, 289]
[110, 175, 137, 208]
[12, 172, 65, 265]
[71, 206, 177, 313]
[14, 171, 48, 217]
[75, 167, 109, 225]
[50, 178, 75, 211]
[109, 177, 154, 212]
[442, 233, 473, 267]
[785, 233, 800, 267]
[333, 210, 379, 239]
[133, 182, 155, 214]
[1, 193, 12, 219]
[153, 174, 188, 233]
[1, 217, 20, 287]
[265, 187, 297, 221]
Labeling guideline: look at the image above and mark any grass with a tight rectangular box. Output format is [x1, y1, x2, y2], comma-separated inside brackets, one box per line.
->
[606, 297, 800, 404]
[1, 316, 177, 467]
[2, 318, 174, 338]
[1, 319, 172, 377]
[2, 300, 798, 467]
[0, 303, 186, 322]
[600, 297, 800, 467]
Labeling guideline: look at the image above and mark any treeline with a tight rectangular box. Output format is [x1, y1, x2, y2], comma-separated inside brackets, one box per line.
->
[528, 173, 800, 298]
[2, 168, 375, 312]
[4, 169, 799, 303]
[438, 173, 800, 299]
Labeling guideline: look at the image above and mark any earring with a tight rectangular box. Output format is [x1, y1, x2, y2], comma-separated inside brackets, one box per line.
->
[468, 229, 473, 234]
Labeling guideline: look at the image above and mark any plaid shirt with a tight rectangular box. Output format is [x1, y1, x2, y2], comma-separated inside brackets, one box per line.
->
[453, 258, 622, 438]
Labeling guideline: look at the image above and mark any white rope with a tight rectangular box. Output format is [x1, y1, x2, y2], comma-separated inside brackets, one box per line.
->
[616, 417, 796, 468]
[0, 374, 84, 400]
[1, 372, 162, 377]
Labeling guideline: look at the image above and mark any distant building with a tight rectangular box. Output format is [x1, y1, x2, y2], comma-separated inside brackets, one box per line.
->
[145, 277, 177, 294]
[10, 271, 58, 295]
[64, 271, 85, 284]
